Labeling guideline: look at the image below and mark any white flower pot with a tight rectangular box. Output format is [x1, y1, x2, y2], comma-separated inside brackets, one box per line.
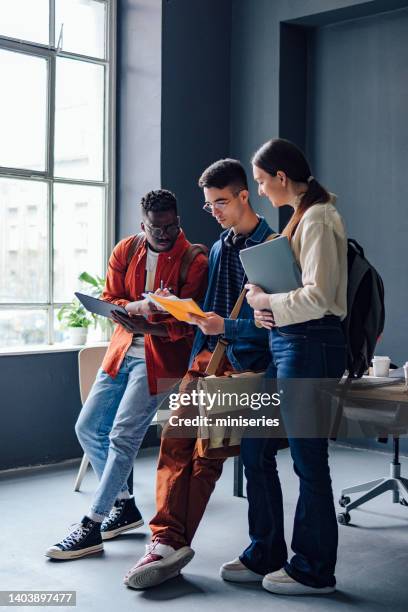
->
[68, 327, 88, 346]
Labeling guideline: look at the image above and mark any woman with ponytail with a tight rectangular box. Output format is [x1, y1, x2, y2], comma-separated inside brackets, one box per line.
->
[220, 139, 347, 595]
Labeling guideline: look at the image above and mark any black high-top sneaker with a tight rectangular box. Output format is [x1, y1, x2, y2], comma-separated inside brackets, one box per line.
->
[101, 497, 144, 540]
[45, 516, 103, 560]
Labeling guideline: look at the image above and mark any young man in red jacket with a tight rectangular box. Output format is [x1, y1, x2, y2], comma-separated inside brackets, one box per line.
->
[46, 190, 207, 560]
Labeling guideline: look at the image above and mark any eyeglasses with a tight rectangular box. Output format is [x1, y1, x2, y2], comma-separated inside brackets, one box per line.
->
[144, 221, 180, 239]
[202, 190, 242, 214]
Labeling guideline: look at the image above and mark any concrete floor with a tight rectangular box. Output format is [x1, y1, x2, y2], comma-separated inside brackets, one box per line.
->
[1, 444, 408, 612]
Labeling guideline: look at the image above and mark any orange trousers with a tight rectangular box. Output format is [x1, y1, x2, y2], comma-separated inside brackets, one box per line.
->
[149, 349, 233, 548]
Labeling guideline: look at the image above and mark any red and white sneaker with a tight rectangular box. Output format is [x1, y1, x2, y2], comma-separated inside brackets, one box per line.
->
[123, 541, 195, 589]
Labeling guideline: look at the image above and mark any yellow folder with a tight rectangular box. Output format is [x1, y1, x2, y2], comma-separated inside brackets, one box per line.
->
[143, 293, 208, 323]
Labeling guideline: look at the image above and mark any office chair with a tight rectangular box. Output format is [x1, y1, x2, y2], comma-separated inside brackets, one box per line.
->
[337, 373, 408, 525]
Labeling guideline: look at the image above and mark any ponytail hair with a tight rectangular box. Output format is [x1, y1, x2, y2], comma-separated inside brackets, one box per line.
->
[252, 138, 331, 240]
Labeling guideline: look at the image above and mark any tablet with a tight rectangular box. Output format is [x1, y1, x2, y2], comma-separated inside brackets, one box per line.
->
[239, 235, 302, 293]
[75, 292, 129, 318]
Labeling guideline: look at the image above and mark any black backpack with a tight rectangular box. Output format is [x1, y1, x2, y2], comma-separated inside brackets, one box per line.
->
[343, 239, 385, 378]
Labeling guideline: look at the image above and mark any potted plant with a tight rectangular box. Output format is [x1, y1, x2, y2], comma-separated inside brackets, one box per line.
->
[78, 271, 114, 339]
[57, 300, 92, 345]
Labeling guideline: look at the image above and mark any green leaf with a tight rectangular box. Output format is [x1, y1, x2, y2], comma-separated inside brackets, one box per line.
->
[79, 271, 99, 287]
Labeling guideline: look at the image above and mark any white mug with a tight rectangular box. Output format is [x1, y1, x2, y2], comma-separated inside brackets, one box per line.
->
[372, 356, 391, 377]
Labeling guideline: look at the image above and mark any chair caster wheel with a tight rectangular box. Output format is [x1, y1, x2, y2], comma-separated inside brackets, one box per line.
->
[400, 498, 408, 507]
[337, 512, 351, 525]
[339, 496, 350, 507]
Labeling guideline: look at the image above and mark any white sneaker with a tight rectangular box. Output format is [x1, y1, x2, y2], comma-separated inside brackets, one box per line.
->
[220, 557, 264, 582]
[124, 541, 195, 589]
[262, 568, 336, 595]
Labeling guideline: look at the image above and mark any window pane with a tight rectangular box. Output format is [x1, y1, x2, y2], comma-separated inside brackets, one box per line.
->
[0, 309, 48, 348]
[56, 0, 106, 59]
[53, 308, 69, 345]
[53, 183, 104, 303]
[0, 51, 47, 171]
[54, 58, 104, 181]
[0, 178, 48, 303]
[0, 0, 49, 44]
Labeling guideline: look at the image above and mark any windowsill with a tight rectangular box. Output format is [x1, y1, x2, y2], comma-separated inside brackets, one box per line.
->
[0, 341, 110, 357]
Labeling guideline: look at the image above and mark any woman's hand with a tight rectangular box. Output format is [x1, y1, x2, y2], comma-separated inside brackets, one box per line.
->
[245, 283, 270, 310]
[254, 309, 275, 330]
[188, 312, 225, 335]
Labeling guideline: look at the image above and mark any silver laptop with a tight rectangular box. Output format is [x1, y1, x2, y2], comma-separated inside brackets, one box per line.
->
[239, 235, 302, 293]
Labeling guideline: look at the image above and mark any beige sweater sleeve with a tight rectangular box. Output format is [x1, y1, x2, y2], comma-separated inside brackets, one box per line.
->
[268, 220, 346, 326]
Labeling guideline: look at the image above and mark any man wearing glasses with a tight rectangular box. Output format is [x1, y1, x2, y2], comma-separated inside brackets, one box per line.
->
[124, 160, 274, 589]
[46, 189, 208, 560]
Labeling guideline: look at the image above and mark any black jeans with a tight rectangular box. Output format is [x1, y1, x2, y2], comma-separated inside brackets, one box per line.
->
[240, 316, 346, 588]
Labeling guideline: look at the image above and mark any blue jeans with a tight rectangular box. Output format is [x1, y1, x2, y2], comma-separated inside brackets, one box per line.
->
[75, 356, 163, 517]
[240, 316, 346, 588]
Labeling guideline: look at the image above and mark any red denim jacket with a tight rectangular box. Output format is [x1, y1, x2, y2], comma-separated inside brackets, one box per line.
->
[101, 230, 208, 394]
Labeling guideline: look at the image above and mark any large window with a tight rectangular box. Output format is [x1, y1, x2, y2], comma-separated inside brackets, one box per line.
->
[0, 1, 116, 349]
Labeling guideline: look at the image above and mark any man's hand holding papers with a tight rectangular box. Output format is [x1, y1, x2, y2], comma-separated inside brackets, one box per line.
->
[188, 312, 225, 335]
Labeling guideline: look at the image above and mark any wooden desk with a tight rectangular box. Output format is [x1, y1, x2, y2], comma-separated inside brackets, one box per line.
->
[348, 379, 408, 404]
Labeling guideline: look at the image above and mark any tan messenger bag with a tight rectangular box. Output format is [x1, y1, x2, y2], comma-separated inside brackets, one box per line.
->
[196, 288, 267, 459]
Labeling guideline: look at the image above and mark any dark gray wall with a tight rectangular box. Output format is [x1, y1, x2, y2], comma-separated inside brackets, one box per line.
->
[229, 0, 408, 454]
[161, 0, 232, 245]
[0, 352, 82, 470]
[117, 0, 162, 240]
[0, 350, 160, 471]
[229, 0, 408, 228]
[3, 0, 408, 471]
[307, 8, 408, 366]
[229, 0, 408, 364]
